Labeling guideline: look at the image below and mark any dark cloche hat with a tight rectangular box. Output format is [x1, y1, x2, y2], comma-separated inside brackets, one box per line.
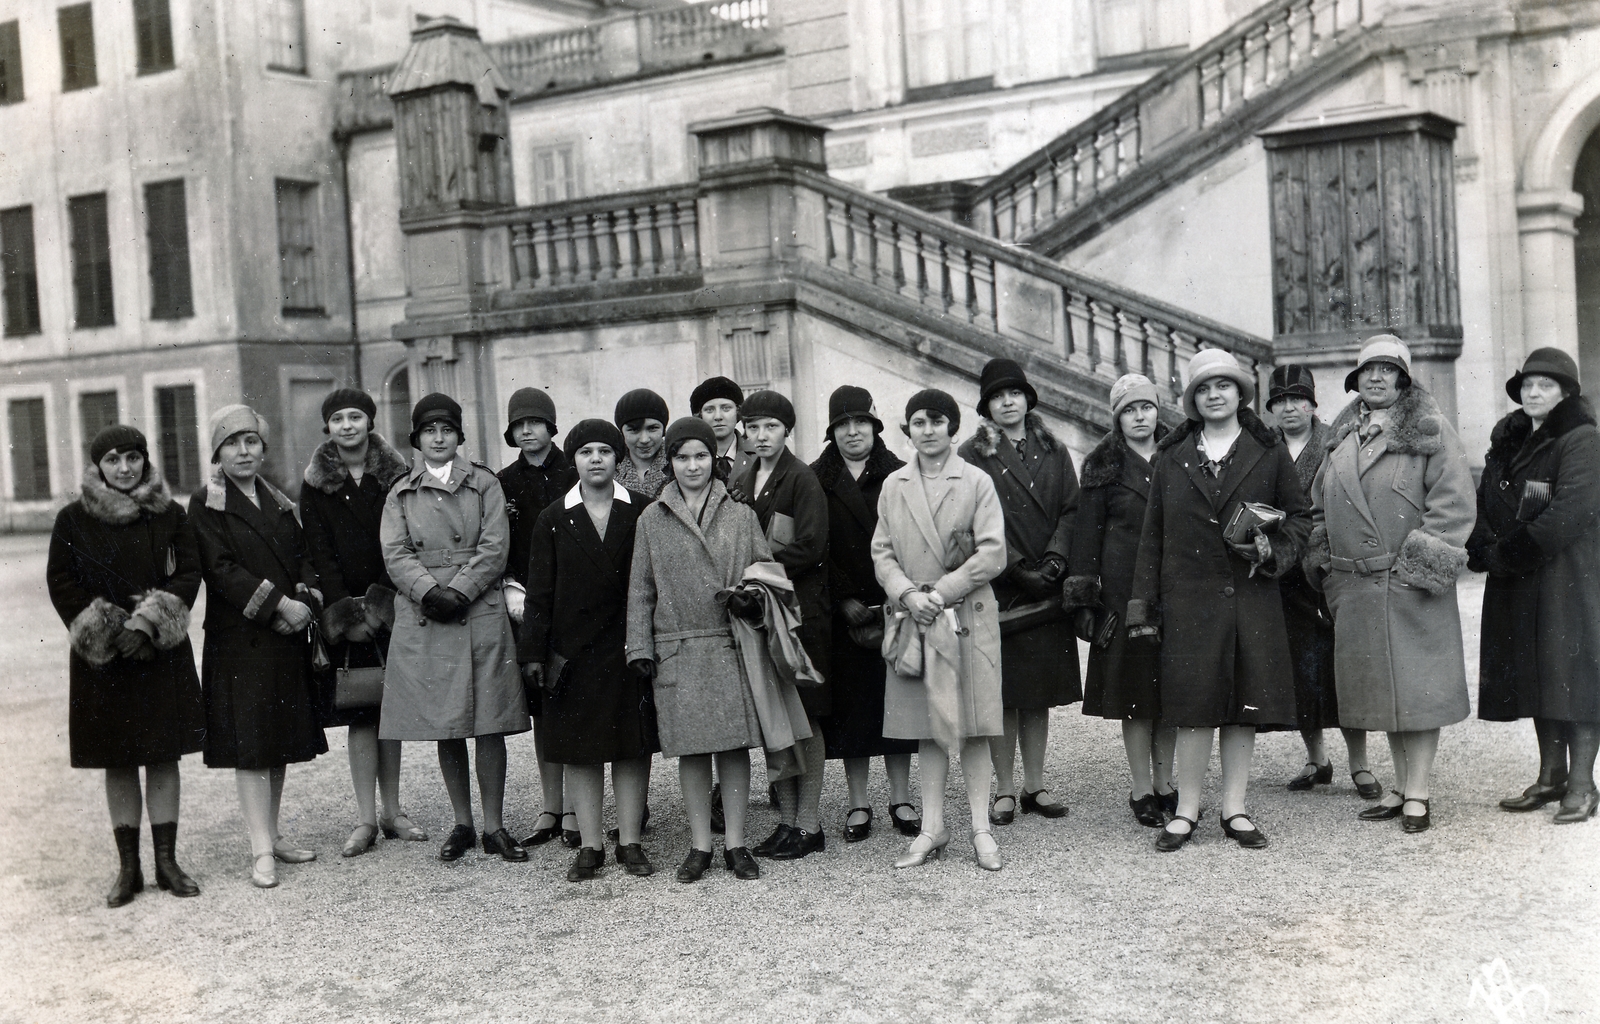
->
[976, 357, 1037, 416]
[1507, 347, 1581, 402]
[690, 376, 744, 415]
[826, 385, 884, 435]
[613, 389, 670, 430]
[409, 393, 463, 449]
[904, 388, 961, 436]
[504, 387, 559, 446]
[1267, 364, 1317, 408]
[321, 388, 377, 430]
[740, 390, 796, 432]
[89, 424, 149, 466]
[664, 416, 717, 455]
[564, 418, 625, 461]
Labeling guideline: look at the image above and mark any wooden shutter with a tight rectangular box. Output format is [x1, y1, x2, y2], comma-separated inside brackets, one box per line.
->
[8, 398, 50, 500]
[275, 180, 320, 313]
[79, 391, 118, 465]
[0, 21, 22, 104]
[59, 4, 97, 91]
[1, 206, 41, 336]
[69, 193, 114, 328]
[155, 385, 200, 492]
[145, 180, 192, 319]
[134, 0, 174, 75]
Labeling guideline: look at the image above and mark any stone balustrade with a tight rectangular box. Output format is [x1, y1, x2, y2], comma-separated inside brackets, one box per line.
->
[495, 185, 701, 289]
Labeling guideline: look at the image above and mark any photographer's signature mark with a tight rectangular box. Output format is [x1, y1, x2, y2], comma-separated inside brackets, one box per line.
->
[1468, 959, 1549, 1022]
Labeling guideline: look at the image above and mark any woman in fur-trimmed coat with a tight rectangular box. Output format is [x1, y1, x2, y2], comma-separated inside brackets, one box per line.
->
[47, 425, 204, 906]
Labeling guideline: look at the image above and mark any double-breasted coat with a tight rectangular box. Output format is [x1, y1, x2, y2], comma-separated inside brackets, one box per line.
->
[735, 446, 831, 716]
[518, 482, 660, 763]
[1468, 394, 1600, 724]
[627, 479, 773, 757]
[1128, 410, 1308, 729]
[48, 465, 205, 768]
[1305, 385, 1475, 733]
[871, 452, 1008, 743]
[959, 412, 1082, 709]
[498, 447, 577, 590]
[1063, 426, 1166, 720]
[379, 455, 528, 740]
[1274, 418, 1339, 733]
[811, 439, 918, 759]
[189, 471, 328, 769]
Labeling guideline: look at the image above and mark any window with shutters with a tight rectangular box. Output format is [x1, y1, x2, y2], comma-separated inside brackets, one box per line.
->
[69, 193, 114, 328]
[531, 145, 577, 204]
[134, 0, 174, 74]
[1, 206, 41, 337]
[78, 391, 118, 465]
[275, 180, 321, 315]
[0, 21, 22, 104]
[265, 0, 306, 74]
[1097, 0, 1189, 59]
[59, 4, 97, 91]
[903, 0, 992, 92]
[8, 397, 50, 500]
[145, 180, 192, 319]
[154, 384, 200, 492]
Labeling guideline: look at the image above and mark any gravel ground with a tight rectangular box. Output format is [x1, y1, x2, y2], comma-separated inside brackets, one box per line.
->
[0, 530, 1595, 1024]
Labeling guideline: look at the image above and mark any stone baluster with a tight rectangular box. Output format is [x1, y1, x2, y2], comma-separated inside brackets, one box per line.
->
[677, 200, 700, 272]
[971, 254, 996, 331]
[510, 223, 535, 288]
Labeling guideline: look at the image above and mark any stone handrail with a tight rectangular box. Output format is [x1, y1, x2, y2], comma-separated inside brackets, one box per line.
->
[972, 0, 1366, 245]
[491, 185, 702, 289]
[643, 0, 771, 71]
[493, 25, 603, 87]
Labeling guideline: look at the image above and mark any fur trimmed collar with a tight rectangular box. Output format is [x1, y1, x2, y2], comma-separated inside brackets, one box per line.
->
[810, 437, 905, 490]
[967, 411, 1061, 459]
[303, 434, 410, 495]
[1485, 393, 1599, 468]
[1080, 423, 1170, 489]
[204, 466, 294, 514]
[1158, 407, 1277, 452]
[77, 464, 173, 525]
[1326, 384, 1447, 456]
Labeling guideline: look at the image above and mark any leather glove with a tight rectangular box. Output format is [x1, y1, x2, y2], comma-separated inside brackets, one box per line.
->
[839, 598, 875, 628]
[112, 625, 147, 660]
[726, 483, 750, 504]
[848, 622, 885, 650]
[130, 632, 158, 662]
[275, 597, 313, 630]
[504, 586, 526, 625]
[1010, 566, 1056, 601]
[726, 589, 764, 623]
[522, 663, 545, 689]
[345, 621, 375, 644]
[1038, 554, 1067, 584]
[1073, 608, 1097, 644]
[630, 658, 657, 681]
[420, 586, 464, 622]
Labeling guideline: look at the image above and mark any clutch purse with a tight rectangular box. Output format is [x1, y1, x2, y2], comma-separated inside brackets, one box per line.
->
[1093, 607, 1120, 649]
[1517, 480, 1553, 522]
[1223, 502, 1285, 545]
[334, 644, 385, 711]
[765, 511, 795, 555]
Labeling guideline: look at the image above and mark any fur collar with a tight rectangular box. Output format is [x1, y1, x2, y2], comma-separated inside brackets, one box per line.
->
[1326, 384, 1447, 456]
[967, 411, 1060, 459]
[810, 437, 905, 490]
[204, 466, 293, 514]
[1158, 406, 1277, 452]
[1485, 393, 1599, 468]
[77, 464, 173, 525]
[303, 434, 410, 495]
[1080, 423, 1170, 489]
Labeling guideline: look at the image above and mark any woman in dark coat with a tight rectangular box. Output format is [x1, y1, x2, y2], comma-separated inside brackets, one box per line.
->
[959, 359, 1080, 824]
[301, 389, 422, 857]
[813, 386, 919, 842]
[1062, 375, 1176, 828]
[1469, 348, 1600, 825]
[1128, 350, 1308, 851]
[519, 419, 660, 880]
[734, 389, 832, 861]
[48, 425, 204, 907]
[189, 406, 328, 889]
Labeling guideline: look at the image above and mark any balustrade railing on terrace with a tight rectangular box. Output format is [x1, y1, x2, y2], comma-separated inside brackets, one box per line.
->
[495, 186, 701, 289]
[643, 0, 770, 70]
[972, 0, 1365, 246]
[492, 25, 603, 87]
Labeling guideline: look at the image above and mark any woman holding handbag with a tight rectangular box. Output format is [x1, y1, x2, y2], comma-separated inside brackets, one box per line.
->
[302, 388, 425, 858]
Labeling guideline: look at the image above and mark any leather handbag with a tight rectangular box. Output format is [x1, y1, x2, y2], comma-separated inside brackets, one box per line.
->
[334, 643, 385, 711]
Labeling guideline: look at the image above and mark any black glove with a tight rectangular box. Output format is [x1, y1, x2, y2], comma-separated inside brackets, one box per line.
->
[1038, 554, 1067, 585]
[726, 589, 764, 623]
[630, 658, 657, 681]
[421, 586, 464, 622]
[1073, 608, 1097, 644]
[132, 633, 158, 662]
[848, 623, 885, 650]
[839, 598, 875, 628]
[1010, 566, 1056, 601]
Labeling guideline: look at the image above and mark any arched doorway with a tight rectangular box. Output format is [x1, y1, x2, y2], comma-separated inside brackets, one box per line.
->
[383, 362, 412, 453]
[1575, 129, 1600, 397]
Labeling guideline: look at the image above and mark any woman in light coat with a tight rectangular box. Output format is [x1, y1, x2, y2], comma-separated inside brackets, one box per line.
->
[873, 389, 1008, 871]
[1306, 336, 1476, 833]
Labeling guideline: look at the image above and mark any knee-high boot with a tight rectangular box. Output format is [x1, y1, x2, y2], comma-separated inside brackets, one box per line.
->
[151, 821, 200, 897]
[108, 825, 144, 908]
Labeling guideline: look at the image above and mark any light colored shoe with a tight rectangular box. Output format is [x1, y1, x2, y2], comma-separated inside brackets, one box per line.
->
[894, 830, 949, 869]
[971, 829, 1002, 871]
[341, 823, 378, 858]
[250, 853, 278, 889]
[272, 838, 316, 863]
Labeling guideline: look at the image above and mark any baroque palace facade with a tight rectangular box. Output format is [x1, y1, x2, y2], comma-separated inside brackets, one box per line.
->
[4, 0, 1600, 525]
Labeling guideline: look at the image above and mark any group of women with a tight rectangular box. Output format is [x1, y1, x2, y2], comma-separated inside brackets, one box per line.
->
[47, 338, 1600, 906]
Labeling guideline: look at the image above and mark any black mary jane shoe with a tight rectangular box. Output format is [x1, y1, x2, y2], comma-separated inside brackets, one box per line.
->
[1554, 788, 1599, 825]
[566, 847, 605, 882]
[843, 807, 874, 843]
[521, 812, 561, 847]
[1157, 788, 1179, 816]
[889, 803, 922, 837]
[1020, 789, 1068, 819]
[1155, 815, 1197, 852]
[709, 783, 726, 835]
[1499, 780, 1568, 813]
[1220, 813, 1270, 849]
[483, 828, 529, 862]
[752, 823, 796, 859]
[606, 803, 650, 843]
[1400, 799, 1432, 834]
[723, 846, 760, 879]
[989, 794, 1017, 826]
[615, 843, 654, 876]
[1129, 793, 1165, 828]
[439, 824, 478, 862]
[1286, 761, 1333, 791]
[771, 828, 824, 860]
[676, 848, 713, 884]
[560, 812, 582, 849]
[1358, 790, 1405, 821]
[1351, 770, 1384, 801]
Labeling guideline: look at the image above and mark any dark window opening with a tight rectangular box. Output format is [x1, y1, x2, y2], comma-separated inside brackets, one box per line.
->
[69, 193, 114, 328]
[145, 179, 192, 319]
[133, 0, 174, 75]
[154, 384, 200, 492]
[1, 206, 42, 336]
[275, 180, 321, 315]
[59, 4, 97, 92]
[8, 397, 51, 500]
[0, 21, 23, 104]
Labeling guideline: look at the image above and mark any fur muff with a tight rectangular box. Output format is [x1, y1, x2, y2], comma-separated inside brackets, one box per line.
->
[968, 411, 1062, 459]
[78, 463, 173, 526]
[1302, 523, 1331, 578]
[1326, 384, 1446, 457]
[363, 584, 397, 632]
[1079, 423, 1170, 490]
[1158, 407, 1278, 452]
[321, 596, 366, 643]
[70, 597, 129, 667]
[303, 434, 410, 496]
[1394, 529, 1470, 595]
[810, 436, 904, 490]
[131, 589, 190, 650]
[1060, 574, 1101, 612]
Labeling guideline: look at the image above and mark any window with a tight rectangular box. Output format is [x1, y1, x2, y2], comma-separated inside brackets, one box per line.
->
[265, 0, 306, 74]
[154, 384, 200, 492]
[1, 206, 41, 336]
[8, 397, 50, 500]
[79, 390, 118, 464]
[69, 193, 114, 328]
[903, 0, 991, 90]
[0, 20, 22, 104]
[275, 180, 321, 315]
[59, 4, 97, 91]
[1098, 0, 1190, 59]
[532, 145, 577, 204]
[145, 180, 192, 319]
[133, 0, 174, 74]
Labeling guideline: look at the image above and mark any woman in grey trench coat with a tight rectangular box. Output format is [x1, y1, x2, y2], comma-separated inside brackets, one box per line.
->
[380, 394, 530, 864]
[1306, 337, 1476, 834]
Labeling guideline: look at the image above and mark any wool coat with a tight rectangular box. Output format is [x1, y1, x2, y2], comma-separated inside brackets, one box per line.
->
[1305, 385, 1475, 732]
[1063, 426, 1166, 720]
[959, 412, 1082, 709]
[627, 479, 772, 757]
[189, 471, 328, 769]
[735, 446, 831, 716]
[616, 449, 669, 500]
[518, 482, 660, 763]
[811, 439, 917, 759]
[301, 435, 409, 729]
[1274, 418, 1339, 733]
[47, 465, 205, 769]
[379, 455, 528, 740]
[1468, 395, 1600, 724]
[1127, 409, 1308, 728]
[497, 446, 577, 589]
[871, 452, 1008, 743]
